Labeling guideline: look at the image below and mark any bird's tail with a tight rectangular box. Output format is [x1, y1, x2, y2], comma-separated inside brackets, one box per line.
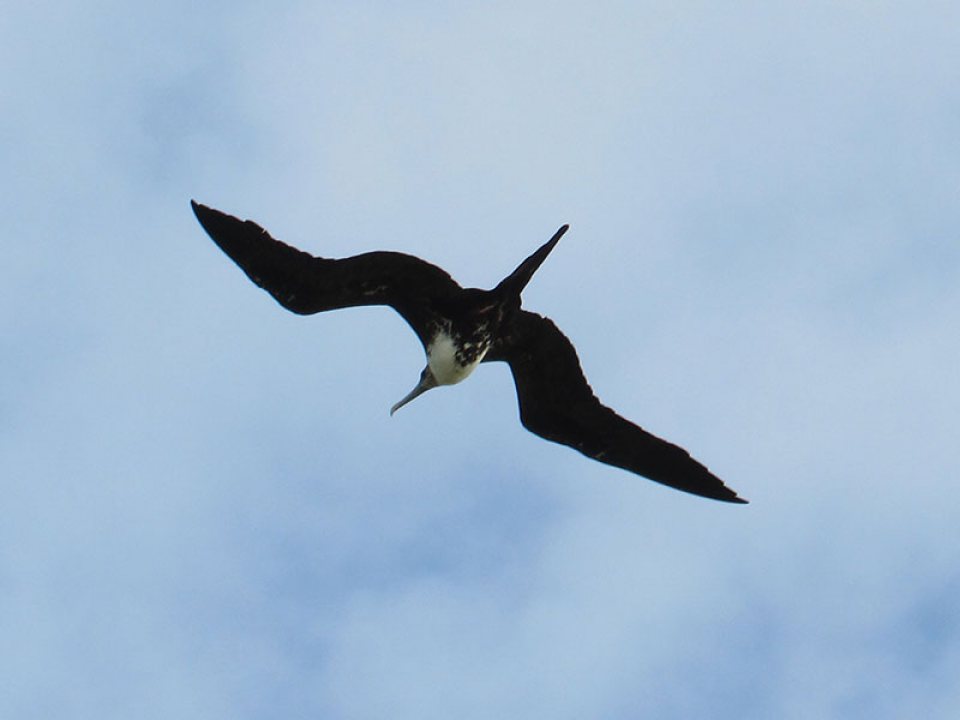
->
[494, 224, 569, 299]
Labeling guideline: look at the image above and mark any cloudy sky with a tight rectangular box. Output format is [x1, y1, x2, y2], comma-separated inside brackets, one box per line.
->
[3, 1, 959, 717]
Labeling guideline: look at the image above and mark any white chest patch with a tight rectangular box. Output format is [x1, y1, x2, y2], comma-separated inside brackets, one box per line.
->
[427, 332, 487, 386]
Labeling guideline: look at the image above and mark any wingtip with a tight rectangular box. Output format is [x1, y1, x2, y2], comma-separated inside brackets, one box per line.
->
[706, 486, 749, 504]
[719, 488, 750, 504]
[190, 200, 221, 228]
[707, 478, 748, 504]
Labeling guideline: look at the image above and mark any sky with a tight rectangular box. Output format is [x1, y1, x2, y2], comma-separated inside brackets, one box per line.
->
[3, 1, 959, 717]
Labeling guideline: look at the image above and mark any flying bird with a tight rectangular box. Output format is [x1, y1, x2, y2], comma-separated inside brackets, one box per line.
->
[192, 201, 746, 503]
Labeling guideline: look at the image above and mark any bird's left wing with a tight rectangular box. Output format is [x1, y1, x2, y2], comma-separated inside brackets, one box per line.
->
[486, 310, 747, 503]
[191, 201, 462, 345]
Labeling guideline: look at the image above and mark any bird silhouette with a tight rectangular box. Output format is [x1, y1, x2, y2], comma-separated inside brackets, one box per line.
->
[192, 201, 746, 503]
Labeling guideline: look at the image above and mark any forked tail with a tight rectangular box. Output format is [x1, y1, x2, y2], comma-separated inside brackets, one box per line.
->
[494, 224, 569, 299]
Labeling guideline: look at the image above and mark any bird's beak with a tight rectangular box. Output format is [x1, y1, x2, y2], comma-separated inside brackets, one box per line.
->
[390, 367, 438, 416]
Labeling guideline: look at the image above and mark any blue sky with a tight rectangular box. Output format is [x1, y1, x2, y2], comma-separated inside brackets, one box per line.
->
[3, 1, 959, 717]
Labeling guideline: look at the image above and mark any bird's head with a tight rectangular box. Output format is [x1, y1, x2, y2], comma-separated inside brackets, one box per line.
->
[390, 366, 439, 416]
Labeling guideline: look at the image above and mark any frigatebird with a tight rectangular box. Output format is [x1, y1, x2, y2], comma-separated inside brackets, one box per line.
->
[192, 201, 746, 503]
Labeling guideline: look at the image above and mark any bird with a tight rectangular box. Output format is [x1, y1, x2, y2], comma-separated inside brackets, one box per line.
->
[191, 200, 746, 504]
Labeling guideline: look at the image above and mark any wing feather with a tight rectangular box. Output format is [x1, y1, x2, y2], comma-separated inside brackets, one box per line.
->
[488, 310, 746, 503]
[192, 201, 461, 344]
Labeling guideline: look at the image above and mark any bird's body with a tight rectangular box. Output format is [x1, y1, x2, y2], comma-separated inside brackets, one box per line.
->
[192, 200, 746, 503]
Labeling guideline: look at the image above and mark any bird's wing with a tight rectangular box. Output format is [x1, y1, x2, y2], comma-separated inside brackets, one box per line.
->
[486, 310, 747, 503]
[192, 201, 461, 344]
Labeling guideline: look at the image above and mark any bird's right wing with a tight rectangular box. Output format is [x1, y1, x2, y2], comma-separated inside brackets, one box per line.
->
[192, 201, 462, 344]
[488, 310, 747, 503]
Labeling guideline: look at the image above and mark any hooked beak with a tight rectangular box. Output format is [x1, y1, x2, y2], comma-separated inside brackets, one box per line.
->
[390, 367, 438, 416]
